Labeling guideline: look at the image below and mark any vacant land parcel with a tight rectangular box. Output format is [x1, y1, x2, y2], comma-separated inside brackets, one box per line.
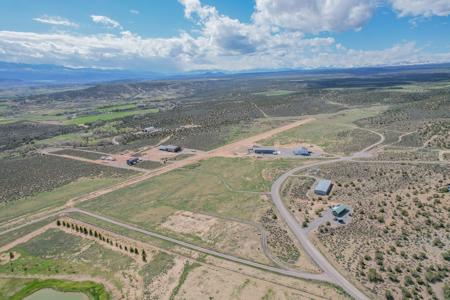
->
[0, 155, 133, 223]
[260, 107, 385, 154]
[78, 157, 314, 266]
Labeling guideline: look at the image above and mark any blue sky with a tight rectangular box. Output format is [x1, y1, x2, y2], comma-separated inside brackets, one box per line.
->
[0, 0, 449, 72]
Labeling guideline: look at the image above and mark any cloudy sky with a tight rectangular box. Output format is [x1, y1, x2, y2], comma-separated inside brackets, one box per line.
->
[0, 0, 449, 72]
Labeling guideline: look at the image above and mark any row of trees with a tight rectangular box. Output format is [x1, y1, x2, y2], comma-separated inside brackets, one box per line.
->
[56, 220, 147, 262]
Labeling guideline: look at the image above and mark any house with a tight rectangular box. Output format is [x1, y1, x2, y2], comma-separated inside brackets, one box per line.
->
[159, 145, 182, 153]
[253, 147, 280, 155]
[332, 204, 349, 217]
[293, 147, 310, 156]
[314, 179, 333, 195]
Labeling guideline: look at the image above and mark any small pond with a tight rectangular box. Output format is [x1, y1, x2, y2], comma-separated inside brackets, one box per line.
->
[24, 288, 88, 300]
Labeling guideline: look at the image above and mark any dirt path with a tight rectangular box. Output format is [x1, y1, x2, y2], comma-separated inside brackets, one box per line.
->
[112, 135, 120, 145]
[40, 150, 148, 173]
[208, 117, 314, 157]
[0, 223, 56, 253]
[252, 102, 269, 118]
[67, 208, 329, 282]
[1, 117, 315, 234]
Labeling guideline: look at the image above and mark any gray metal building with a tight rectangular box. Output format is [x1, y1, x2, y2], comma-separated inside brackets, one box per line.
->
[293, 147, 310, 156]
[159, 145, 182, 152]
[253, 147, 279, 155]
[314, 179, 333, 195]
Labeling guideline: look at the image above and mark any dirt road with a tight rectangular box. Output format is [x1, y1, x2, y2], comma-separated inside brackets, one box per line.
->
[66, 208, 330, 282]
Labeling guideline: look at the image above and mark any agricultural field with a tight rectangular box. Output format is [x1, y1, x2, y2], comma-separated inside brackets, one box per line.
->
[65, 108, 159, 125]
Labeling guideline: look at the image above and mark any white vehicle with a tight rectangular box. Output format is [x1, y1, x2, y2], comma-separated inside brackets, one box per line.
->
[100, 155, 115, 161]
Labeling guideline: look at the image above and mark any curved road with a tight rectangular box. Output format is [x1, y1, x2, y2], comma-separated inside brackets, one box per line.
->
[269, 128, 390, 300]
[67, 208, 328, 282]
[271, 158, 369, 300]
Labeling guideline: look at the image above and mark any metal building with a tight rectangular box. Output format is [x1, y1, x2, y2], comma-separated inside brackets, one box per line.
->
[332, 204, 349, 217]
[159, 145, 182, 153]
[253, 147, 280, 155]
[314, 179, 333, 195]
[293, 147, 310, 156]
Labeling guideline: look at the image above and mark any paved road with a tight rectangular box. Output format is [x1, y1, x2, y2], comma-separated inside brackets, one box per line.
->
[270, 158, 370, 300]
[67, 208, 329, 282]
[4, 118, 448, 299]
[268, 129, 389, 300]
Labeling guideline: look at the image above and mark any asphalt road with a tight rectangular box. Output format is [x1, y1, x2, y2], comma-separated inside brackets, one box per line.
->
[4, 120, 448, 300]
[271, 158, 369, 299]
[268, 129, 388, 300]
[270, 158, 369, 300]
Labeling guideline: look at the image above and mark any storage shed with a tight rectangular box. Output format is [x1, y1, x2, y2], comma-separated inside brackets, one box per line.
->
[253, 147, 280, 155]
[293, 147, 310, 156]
[314, 179, 333, 195]
[159, 145, 182, 153]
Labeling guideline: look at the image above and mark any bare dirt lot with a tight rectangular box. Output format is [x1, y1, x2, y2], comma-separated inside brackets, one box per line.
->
[161, 210, 271, 265]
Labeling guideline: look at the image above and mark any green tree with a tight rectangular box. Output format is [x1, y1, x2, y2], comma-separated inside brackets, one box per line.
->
[443, 284, 450, 300]
[385, 290, 394, 300]
[368, 268, 383, 283]
[442, 250, 450, 261]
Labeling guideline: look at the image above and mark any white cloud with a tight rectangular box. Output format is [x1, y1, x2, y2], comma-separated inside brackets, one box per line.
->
[252, 0, 377, 33]
[130, 9, 140, 15]
[1, 0, 449, 72]
[389, 0, 450, 17]
[90, 15, 123, 29]
[33, 15, 79, 28]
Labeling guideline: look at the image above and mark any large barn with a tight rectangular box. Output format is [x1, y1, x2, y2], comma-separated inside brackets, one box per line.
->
[159, 145, 182, 153]
[253, 147, 280, 155]
[314, 179, 333, 195]
[293, 147, 310, 156]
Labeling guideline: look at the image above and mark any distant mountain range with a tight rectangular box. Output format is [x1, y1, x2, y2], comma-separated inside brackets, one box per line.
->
[1, 61, 450, 87]
[0, 61, 163, 87]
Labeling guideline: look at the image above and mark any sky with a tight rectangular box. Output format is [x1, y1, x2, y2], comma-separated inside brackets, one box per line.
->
[0, 0, 449, 72]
